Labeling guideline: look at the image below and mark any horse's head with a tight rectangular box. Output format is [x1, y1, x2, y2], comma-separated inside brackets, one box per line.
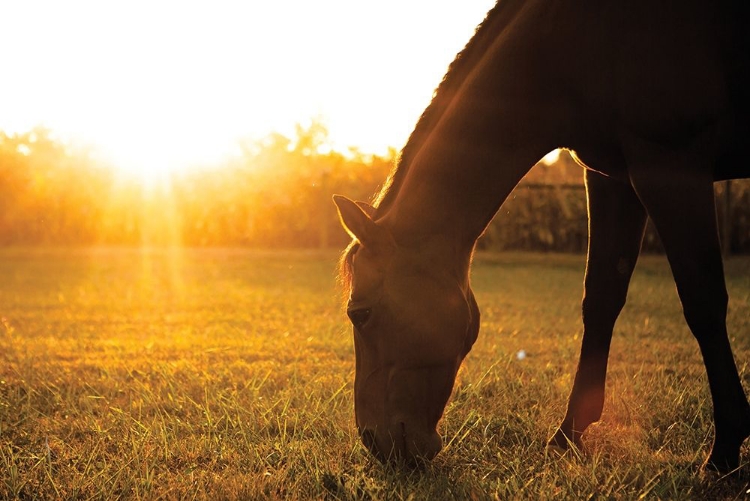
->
[334, 195, 480, 465]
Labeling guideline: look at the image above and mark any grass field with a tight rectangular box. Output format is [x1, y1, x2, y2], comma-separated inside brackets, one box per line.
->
[2, 248, 750, 500]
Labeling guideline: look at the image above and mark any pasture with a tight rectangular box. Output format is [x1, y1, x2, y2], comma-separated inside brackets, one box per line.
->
[2, 248, 750, 500]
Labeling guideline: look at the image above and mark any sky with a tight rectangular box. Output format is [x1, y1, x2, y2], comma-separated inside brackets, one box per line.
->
[0, 0, 498, 180]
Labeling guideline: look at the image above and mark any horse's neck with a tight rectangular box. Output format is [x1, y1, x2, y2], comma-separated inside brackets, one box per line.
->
[376, 1, 557, 255]
[378, 140, 540, 250]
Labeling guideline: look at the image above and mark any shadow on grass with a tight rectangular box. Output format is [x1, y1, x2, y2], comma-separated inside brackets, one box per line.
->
[320, 456, 497, 501]
[319, 442, 750, 501]
[694, 465, 750, 501]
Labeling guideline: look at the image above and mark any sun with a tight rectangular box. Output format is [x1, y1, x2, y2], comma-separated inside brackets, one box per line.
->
[105, 148, 177, 188]
[116, 162, 174, 189]
[95, 122, 238, 188]
[99, 144, 180, 188]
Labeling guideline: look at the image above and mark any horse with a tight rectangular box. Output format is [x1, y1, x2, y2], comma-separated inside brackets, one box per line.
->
[334, 0, 750, 473]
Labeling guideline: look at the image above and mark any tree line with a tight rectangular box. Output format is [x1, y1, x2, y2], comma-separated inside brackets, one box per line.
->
[1, 125, 749, 253]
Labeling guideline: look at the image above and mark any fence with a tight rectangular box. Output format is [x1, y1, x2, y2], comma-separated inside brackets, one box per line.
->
[476, 179, 750, 255]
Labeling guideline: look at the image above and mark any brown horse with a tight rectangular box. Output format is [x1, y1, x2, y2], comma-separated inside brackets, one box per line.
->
[334, 0, 750, 473]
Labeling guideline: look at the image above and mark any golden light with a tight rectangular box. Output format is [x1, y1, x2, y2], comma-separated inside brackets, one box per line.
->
[0, 1, 497, 173]
[542, 149, 562, 165]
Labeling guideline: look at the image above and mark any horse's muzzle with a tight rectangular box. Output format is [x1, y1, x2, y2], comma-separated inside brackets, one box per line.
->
[359, 424, 442, 466]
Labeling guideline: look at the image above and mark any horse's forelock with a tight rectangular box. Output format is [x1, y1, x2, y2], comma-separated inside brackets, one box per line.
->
[338, 241, 359, 301]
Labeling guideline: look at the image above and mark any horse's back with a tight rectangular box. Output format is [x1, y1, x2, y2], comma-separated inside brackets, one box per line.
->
[538, 0, 749, 180]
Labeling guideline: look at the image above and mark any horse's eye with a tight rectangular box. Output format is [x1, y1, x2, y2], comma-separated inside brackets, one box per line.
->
[347, 307, 372, 330]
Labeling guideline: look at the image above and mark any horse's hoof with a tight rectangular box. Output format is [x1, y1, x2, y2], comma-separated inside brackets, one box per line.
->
[703, 440, 743, 477]
[703, 456, 741, 477]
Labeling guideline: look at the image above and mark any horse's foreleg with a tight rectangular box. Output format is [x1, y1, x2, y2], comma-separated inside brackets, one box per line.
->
[548, 169, 647, 452]
[628, 147, 750, 473]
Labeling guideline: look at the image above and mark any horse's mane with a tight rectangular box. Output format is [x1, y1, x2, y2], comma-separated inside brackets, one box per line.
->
[340, 1, 514, 294]
[372, 0, 514, 216]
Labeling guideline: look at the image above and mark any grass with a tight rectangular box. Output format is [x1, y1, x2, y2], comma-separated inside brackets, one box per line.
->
[1, 248, 750, 500]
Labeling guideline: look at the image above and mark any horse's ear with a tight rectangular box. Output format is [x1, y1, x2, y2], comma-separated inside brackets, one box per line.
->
[355, 201, 377, 219]
[333, 195, 383, 248]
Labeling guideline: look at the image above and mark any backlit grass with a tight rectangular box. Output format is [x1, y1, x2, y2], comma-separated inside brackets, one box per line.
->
[1, 248, 750, 499]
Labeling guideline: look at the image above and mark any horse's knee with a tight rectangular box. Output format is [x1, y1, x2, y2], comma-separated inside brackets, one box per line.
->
[581, 283, 627, 329]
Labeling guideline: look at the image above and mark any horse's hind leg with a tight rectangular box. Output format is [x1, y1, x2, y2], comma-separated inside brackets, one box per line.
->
[628, 148, 750, 473]
[548, 169, 647, 452]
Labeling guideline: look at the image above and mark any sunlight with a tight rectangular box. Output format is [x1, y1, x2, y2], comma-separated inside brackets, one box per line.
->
[108, 155, 174, 189]
[95, 117, 239, 187]
[542, 149, 561, 165]
[101, 140, 205, 188]
[0, 1, 497, 169]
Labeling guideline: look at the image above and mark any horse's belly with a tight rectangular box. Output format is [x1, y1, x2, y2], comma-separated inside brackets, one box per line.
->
[568, 146, 629, 183]
[715, 134, 750, 180]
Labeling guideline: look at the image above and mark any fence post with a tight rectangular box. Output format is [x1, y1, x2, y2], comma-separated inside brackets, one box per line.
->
[722, 180, 732, 256]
